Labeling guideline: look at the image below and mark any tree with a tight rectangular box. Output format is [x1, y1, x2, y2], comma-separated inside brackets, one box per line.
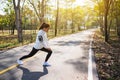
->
[94, 0, 113, 42]
[103, 0, 112, 42]
[115, 0, 120, 38]
[28, 0, 47, 25]
[94, 0, 104, 34]
[13, 0, 23, 42]
[55, 0, 59, 36]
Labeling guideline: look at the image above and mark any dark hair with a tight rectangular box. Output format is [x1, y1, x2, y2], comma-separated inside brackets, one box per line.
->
[39, 23, 50, 30]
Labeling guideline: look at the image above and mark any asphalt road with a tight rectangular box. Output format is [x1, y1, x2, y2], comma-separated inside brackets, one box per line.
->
[0, 29, 99, 80]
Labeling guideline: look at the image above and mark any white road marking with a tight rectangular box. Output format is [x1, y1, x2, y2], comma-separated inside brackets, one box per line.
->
[88, 36, 94, 80]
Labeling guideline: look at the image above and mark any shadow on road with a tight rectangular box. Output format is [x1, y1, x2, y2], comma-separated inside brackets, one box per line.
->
[17, 66, 48, 80]
[64, 40, 90, 73]
[53, 40, 81, 46]
[65, 58, 88, 73]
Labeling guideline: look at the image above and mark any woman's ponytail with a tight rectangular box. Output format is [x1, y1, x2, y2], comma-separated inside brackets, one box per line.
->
[39, 23, 50, 30]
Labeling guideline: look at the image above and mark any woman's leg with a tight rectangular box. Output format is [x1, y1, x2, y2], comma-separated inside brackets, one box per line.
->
[40, 47, 52, 62]
[19, 47, 39, 60]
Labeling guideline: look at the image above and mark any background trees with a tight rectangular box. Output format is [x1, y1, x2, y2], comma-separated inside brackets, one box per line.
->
[0, 0, 120, 43]
[13, 0, 23, 42]
[93, 0, 120, 42]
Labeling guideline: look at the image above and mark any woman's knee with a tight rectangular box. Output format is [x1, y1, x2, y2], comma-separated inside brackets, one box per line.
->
[49, 50, 52, 54]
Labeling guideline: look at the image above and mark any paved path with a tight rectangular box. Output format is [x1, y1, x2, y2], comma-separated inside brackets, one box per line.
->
[0, 29, 99, 80]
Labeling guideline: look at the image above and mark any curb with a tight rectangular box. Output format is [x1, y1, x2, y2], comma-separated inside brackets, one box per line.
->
[88, 35, 99, 80]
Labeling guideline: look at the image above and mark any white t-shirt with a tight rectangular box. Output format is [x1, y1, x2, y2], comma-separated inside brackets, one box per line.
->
[34, 30, 49, 49]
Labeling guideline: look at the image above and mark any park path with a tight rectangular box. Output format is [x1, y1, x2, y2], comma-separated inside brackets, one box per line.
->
[0, 29, 99, 80]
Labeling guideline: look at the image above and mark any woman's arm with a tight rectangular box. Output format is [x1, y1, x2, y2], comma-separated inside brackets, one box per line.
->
[42, 33, 50, 49]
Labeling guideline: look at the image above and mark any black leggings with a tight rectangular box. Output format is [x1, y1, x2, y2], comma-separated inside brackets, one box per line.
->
[19, 47, 52, 62]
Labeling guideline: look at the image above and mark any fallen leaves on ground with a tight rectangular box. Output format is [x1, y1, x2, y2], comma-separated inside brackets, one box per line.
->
[93, 31, 120, 80]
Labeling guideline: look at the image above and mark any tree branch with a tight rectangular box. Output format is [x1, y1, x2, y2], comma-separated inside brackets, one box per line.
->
[28, 0, 41, 22]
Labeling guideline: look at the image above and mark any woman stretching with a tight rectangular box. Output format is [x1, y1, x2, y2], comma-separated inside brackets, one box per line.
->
[17, 23, 52, 66]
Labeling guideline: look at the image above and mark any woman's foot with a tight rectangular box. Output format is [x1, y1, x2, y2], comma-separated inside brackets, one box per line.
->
[43, 62, 51, 66]
[17, 60, 23, 65]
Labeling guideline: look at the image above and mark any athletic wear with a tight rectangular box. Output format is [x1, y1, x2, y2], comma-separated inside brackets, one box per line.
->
[34, 30, 50, 49]
[17, 60, 23, 65]
[19, 47, 39, 60]
[18, 29, 52, 65]
[19, 47, 52, 62]
[43, 62, 51, 66]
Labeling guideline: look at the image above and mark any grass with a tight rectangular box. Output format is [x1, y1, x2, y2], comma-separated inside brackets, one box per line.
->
[0, 30, 37, 50]
[0, 33, 37, 50]
[0, 29, 80, 50]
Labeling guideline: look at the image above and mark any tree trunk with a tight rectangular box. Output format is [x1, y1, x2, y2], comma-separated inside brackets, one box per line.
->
[99, 16, 104, 35]
[41, 0, 45, 24]
[116, 16, 120, 38]
[11, 22, 15, 35]
[64, 1, 68, 34]
[97, 1, 104, 35]
[78, 24, 80, 31]
[55, 0, 59, 36]
[71, 9, 74, 33]
[13, 0, 23, 42]
[104, 11, 108, 42]
[103, 0, 112, 42]
[115, 1, 120, 38]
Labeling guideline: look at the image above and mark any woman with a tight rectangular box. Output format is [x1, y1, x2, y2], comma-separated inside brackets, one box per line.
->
[17, 23, 52, 66]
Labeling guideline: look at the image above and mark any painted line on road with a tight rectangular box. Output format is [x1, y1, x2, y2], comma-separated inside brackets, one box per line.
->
[0, 64, 18, 75]
[88, 34, 99, 80]
[88, 36, 94, 80]
[0, 55, 38, 75]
